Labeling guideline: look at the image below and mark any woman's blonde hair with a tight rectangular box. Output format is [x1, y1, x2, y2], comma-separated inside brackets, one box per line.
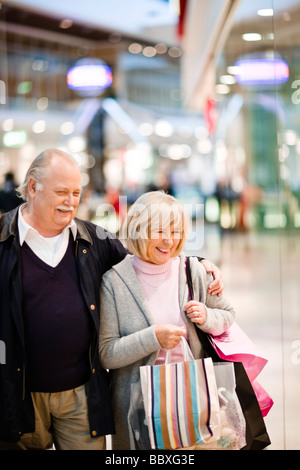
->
[120, 191, 189, 261]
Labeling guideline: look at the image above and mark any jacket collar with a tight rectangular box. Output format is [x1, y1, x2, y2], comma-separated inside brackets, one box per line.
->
[74, 217, 93, 245]
[0, 206, 19, 242]
[0, 208, 92, 245]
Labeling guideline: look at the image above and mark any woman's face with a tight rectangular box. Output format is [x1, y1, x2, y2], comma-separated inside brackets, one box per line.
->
[146, 224, 181, 264]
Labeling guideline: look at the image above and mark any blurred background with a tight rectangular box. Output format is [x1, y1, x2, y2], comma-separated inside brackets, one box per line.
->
[0, 0, 299, 449]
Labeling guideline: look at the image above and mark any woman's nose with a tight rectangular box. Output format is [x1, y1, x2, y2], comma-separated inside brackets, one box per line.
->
[163, 234, 172, 245]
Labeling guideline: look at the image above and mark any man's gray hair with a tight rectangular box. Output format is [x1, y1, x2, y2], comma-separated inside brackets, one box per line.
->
[16, 148, 78, 201]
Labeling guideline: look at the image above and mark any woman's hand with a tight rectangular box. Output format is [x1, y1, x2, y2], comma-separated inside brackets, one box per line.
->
[184, 300, 207, 325]
[155, 324, 186, 349]
[200, 259, 224, 296]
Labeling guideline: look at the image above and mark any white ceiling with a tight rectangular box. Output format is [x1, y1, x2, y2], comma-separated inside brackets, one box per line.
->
[5, 0, 179, 40]
[234, 0, 300, 22]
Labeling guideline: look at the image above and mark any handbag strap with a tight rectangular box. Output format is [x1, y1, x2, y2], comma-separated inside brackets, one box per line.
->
[185, 257, 220, 360]
[186, 256, 194, 301]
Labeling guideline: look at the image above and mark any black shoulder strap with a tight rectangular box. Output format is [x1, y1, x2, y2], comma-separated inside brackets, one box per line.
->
[185, 256, 221, 360]
[185, 256, 194, 301]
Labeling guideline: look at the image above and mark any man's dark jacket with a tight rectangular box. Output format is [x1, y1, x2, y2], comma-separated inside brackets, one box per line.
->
[0, 207, 127, 443]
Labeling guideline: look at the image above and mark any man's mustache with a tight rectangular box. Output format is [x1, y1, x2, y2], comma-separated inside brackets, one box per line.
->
[56, 205, 75, 211]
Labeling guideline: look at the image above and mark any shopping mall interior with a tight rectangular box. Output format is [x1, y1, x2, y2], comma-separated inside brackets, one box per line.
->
[0, 0, 300, 450]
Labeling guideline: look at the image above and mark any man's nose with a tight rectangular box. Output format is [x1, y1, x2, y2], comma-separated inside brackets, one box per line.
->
[65, 193, 74, 205]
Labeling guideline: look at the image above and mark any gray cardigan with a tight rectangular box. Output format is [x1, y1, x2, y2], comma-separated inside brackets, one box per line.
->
[99, 253, 235, 450]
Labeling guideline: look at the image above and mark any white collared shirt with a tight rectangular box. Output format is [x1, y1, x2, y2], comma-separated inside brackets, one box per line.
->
[18, 204, 77, 267]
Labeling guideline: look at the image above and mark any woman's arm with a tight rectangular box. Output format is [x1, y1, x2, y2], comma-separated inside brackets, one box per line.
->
[184, 259, 235, 336]
[99, 277, 160, 370]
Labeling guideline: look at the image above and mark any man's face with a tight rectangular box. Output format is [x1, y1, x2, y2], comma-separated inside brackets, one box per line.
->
[28, 155, 82, 237]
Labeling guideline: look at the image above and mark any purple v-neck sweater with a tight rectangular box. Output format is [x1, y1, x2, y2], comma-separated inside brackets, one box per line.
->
[21, 234, 91, 392]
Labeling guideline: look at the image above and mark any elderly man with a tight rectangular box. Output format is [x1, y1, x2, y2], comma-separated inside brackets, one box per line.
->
[0, 148, 223, 450]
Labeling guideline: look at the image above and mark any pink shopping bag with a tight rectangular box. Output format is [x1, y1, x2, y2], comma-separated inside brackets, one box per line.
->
[208, 322, 273, 416]
[208, 322, 267, 382]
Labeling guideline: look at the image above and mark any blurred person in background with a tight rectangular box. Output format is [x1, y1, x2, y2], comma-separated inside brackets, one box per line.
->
[99, 191, 234, 450]
[0, 172, 22, 213]
[0, 149, 223, 450]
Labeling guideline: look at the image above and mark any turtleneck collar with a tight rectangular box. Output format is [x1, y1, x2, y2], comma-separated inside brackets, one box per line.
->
[132, 255, 175, 275]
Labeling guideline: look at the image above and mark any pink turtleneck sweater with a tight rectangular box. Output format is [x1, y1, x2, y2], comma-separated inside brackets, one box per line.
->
[132, 255, 188, 364]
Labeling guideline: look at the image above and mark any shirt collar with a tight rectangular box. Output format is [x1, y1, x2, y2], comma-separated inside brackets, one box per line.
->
[18, 204, 77, 245]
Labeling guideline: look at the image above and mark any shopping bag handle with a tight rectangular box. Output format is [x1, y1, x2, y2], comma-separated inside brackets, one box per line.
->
[165, 337, 194, 364]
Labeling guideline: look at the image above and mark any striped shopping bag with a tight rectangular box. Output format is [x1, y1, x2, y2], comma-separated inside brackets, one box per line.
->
[140, 338, 221, 450]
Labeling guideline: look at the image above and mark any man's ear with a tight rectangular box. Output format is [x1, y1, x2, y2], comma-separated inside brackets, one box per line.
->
[27, 177, 37, 198]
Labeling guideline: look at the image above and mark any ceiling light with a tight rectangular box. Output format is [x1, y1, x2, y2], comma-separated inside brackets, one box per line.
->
[2, 118, 14, 131]
[257, 9, 273, 17]
[227, 65, 241, 75]
[142, 46, 156, 58]
[68, 136, 86, 152]
[60, 121, 74, 135]
[155, 43, 167, 54]
[154, 120, 173, 137]
[242, 33, 262, 42]
[32, 120, 46, 133]
[138, 122, 153, 136]
[36, 97, 48, 111]
[168, 47, 182, 58]
[128, 43, 142, 54]
[220, 75, 236, 85]
[215, 84, 230, 95]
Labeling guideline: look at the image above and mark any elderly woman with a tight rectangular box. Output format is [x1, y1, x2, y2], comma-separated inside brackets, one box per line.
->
[99, 191, 235, 450]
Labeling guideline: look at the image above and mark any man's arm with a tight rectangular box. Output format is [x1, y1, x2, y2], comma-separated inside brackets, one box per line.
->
[188, 256, 224, 297]
[200, 259, 224, 296]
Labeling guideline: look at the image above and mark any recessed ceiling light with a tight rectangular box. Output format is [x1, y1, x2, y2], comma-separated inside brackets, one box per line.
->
[220, 74, 236, 85]
[143, 46, 156, 57]
[257, 9, 274, 17]
[227, 65, 241, 75]
[215, 84, 230, 95]
[242, 33, 262, 42]
[128, 43, 142, 54]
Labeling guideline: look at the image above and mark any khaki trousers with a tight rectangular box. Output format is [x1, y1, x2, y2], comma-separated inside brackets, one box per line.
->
[16, 385, 105, 450]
